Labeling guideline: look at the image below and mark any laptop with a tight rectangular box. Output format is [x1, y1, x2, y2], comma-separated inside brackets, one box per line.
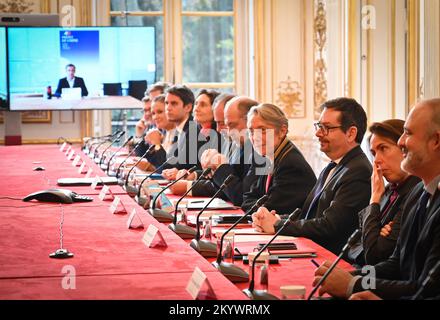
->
[61, 87, 82, 100]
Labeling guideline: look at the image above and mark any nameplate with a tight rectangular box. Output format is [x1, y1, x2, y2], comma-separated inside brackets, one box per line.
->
[67, 150, 75, 161]
[109, 196, 127, 215]
[65, 145, 72, 156]
[60, 142, 67, 152]
[90, 176, 100, 190]
[85, 168, 93, 179]
[72, 155, 81, 167]
[127, 208, 144, 229]
[142, 224, 167, 248]
[99, 185, 112, 201]
[186, 267, 217, 300]
[78, 162, 87, 174]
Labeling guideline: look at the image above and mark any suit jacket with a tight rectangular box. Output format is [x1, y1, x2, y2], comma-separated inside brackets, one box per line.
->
[349, 175, 421, 266]
[241, 138, 316, 215]
[278, 146, 372, 255]
[55, 77, 88, 97]
[353, 182, 440, 300]
[149, 119, 206, 171]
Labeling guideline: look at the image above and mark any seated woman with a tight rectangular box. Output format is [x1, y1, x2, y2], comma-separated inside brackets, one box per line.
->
[136, 94, 176, 172]
[242, 103, 316, 214]
[348, 119, 420, 266]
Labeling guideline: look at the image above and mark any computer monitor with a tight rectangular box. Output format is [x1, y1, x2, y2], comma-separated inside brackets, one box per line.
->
[61, 87, 81, 100]
[7, 26, 156, 111]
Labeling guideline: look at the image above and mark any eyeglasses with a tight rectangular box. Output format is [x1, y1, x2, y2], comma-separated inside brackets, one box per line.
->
[314, 122, 343, 136]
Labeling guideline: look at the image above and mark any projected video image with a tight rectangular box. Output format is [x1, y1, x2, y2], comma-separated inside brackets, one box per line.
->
[8, 26, 156, 111]
[0, 27, 7, 108]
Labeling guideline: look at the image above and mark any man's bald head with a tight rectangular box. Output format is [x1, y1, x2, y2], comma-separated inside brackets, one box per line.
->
[224, 96, 259, 145]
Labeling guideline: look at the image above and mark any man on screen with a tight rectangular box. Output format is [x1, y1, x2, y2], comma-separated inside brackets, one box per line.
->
[54, 64, 88, 97]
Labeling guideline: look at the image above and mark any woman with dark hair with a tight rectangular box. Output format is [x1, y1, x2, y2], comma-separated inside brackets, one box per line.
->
[349, 119, 421, 266]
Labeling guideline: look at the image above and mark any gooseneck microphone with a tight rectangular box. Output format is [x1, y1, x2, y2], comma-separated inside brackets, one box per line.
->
[124, 144, 156, 195]
[115, 133, 146, 179]
[412, 261, 440, 300]
[212, 195, 269, 283]
[90, 130, 121, 157]
[84, 130, 120, 153]
[106, 136, 133, 175]
[243, 208, 300, 300]
[168, 168, 212, 239]
[190, 174, 235, 257]
[307, 229, 362, 301]
[140, 164, 195, 220]
[99, 131, 125, 167]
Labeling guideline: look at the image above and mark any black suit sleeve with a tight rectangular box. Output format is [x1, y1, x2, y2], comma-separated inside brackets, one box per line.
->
[279, 173, 370, 244]
[55, 79, 64, 97]
[360, 203, 402, 265]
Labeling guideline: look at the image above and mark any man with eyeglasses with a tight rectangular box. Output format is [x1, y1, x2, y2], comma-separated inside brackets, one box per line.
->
[252, 98, 372, 256]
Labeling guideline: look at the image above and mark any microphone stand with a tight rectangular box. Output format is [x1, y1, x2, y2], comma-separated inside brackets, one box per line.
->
[168, 168, 212, 239]
[212, 195, 269, 283]
[137, 163, 195, 214]
[243, 209, 301, 300]
[99, 131, 125, 168]
[307, 229, 362, 301]
[124, 145, 155, 196]
[190, 175, 235, 257]
[115, 134, 146, 180]
[92, 130, 121, 160]
[106, 136, 133, 175]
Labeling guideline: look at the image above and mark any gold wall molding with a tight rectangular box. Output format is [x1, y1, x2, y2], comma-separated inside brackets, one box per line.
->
[276, 77, 304, 118]
[314, 0, 328, 120]
[407, 0, 420, 111]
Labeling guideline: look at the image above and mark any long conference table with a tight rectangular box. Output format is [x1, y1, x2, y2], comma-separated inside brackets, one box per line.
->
[0, 144, 352, 300]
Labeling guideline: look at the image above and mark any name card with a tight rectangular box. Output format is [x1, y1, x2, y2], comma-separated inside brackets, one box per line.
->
[78, 162, 87, 174]
[85, 168, 93, 179]
[127, 208, 144, 229]
[65, 145, 72, 156]
[72, 155, 81, 167]
[99, 185, 111, 201]
[67, 150, 75, 161]
[90, 175, 101, 190]
[59, 142, 67, 152]
[186, 267, 217, 300]
[142, 224, 167, 248]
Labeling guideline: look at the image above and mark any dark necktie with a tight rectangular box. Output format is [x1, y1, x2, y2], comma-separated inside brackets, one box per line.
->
[407, 190, 431, 253]
[380, 184, 399, 220]
[304, 161, 337, 220]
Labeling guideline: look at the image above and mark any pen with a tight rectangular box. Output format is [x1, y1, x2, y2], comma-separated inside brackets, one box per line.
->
[311, 259, 320, 268]
[191, 200, 205, 204]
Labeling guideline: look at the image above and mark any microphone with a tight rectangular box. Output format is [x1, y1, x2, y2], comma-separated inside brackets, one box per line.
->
[307, 229, 362, 301]
[168, 168, 212, 239]
[137, 157, 186, 201]
[190, 174, 236, 257]
[83, 131, 119, 152]
[412, 261, 440, 300]
[89, 130, 121, 156]
[147, 164, 195, 221]
[124, 144, 156, 196]
[98, 131, 125, 167]
[106, 136, 133, 175]
[212, 195, 269, 283]
[243, 208, 300, 300]
[115, 133, 146, 179]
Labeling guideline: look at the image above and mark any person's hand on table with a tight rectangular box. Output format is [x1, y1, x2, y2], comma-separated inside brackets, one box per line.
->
[162, 168, 179, 181]
[169, 181, 188, 195]
[349, 291, 382, 300]
[312, 261, 354, 299]
[251, 207, 279, 234]
[176, 169, 196, 181]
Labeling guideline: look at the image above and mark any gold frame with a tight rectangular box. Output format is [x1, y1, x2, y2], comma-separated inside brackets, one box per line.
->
[22, 111, 52, 123]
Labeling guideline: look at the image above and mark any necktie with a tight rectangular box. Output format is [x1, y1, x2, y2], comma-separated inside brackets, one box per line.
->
[406, 190, 431, 256]
[380, 184, 399, 220]
[304, 161, 337, 220]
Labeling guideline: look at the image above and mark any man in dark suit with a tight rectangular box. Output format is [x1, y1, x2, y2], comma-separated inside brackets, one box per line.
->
[253, 98, 372, 256]
[54, 64, 88, 97]
[312, 98, 440, 300]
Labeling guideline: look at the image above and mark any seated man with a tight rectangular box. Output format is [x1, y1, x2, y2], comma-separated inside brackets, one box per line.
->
[252, 98, 372, 256]
[241, 103, 316, 214]
[313, 99, 440, 300]
[55, 64, 88, 97]
[349, 119, 420, 266]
